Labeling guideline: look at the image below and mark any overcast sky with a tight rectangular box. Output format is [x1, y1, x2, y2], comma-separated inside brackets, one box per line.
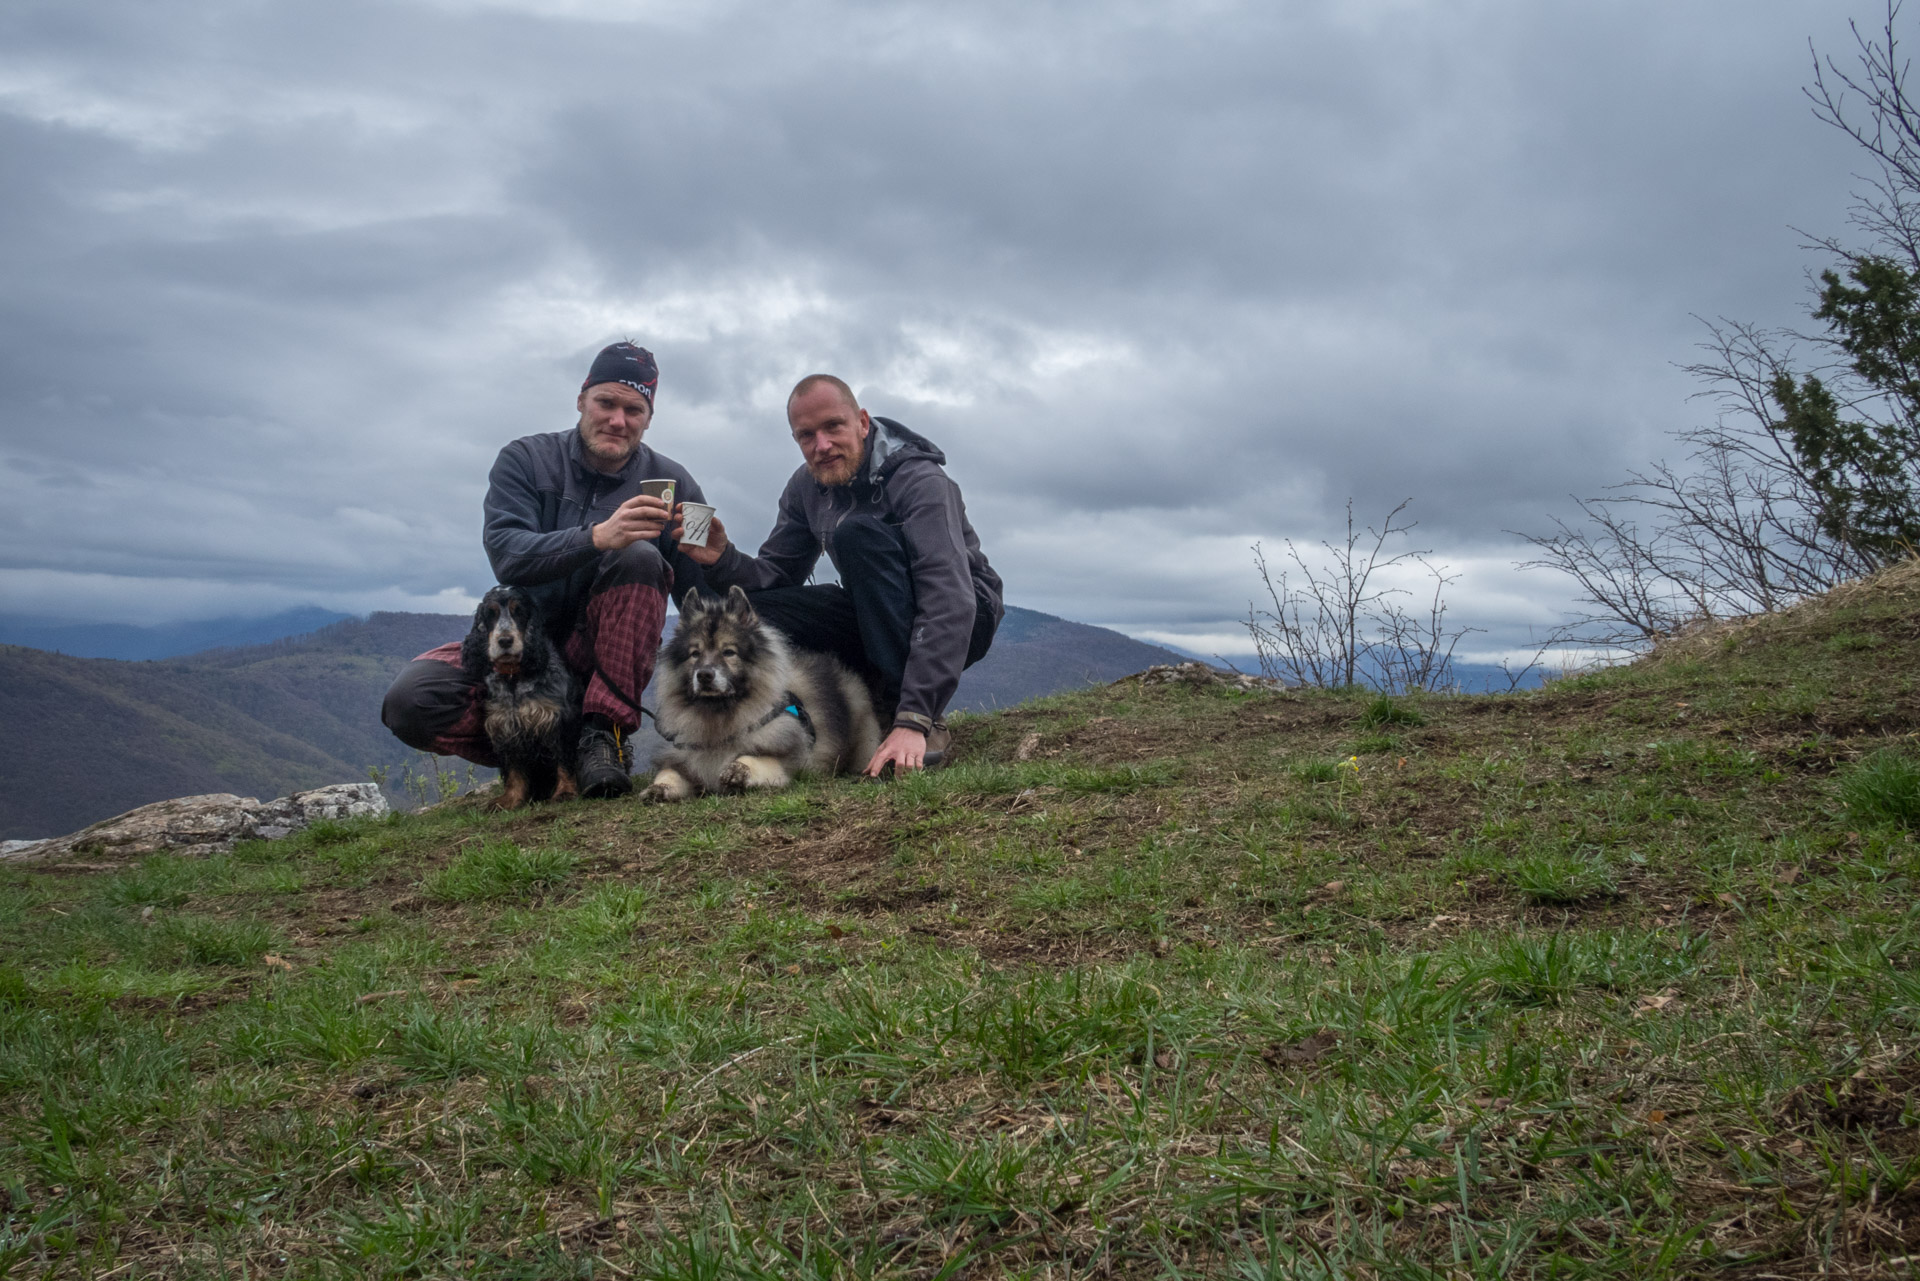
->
[0, 0, 1876, 659]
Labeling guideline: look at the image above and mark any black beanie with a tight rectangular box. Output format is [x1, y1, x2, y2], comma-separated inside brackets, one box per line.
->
[581, 342, 658, 402]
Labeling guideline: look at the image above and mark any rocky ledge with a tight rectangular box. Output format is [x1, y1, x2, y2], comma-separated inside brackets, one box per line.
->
[0, 783, 389, 865]
[1119, 661, 1286, 691]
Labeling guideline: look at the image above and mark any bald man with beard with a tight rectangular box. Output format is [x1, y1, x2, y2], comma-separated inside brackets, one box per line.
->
[678, 374, 1003, 776]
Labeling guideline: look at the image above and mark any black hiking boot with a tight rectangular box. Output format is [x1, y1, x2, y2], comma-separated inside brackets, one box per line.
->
[576, 716, 633, 799]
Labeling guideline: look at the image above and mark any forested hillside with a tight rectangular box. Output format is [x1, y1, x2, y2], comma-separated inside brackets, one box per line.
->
[1, 608, 1185, 839]
[0, 614, 460, 839]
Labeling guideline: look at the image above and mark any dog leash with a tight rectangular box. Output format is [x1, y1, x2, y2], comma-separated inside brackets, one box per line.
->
[592, 660, 658, 728]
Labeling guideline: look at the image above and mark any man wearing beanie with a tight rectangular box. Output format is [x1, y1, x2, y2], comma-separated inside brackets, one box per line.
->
[380, 342, 709, 798]
[680, 373, 1002, 776]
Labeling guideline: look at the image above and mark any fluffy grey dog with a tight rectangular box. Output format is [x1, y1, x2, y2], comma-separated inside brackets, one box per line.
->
[644, 586, 881, 801]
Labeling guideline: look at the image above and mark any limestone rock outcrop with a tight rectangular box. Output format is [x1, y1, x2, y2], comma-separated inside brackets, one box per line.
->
[1, 783, 388, 864]
[1121, 662, 1286, 691]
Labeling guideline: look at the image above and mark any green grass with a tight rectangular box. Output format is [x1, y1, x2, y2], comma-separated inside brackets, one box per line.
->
[152, 913, 275, 966]
[1503, 844, 1620, 904]
[1840, 748, 1920, 828]
[9, 568, 1920, 1276]
[1359, 693, 1426, 728]
[421, 838, 577, 902]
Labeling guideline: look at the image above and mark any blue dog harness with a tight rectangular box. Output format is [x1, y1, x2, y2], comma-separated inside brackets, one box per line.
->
[754, 693, 814, 741]
[658, 690, 814, 750]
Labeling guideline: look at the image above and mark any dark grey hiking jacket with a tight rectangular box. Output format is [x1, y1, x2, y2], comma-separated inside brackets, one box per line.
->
[704, 417, 1004, 730]
[482, 429, 708, 636]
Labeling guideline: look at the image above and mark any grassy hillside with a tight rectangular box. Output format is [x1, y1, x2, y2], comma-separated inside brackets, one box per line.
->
[0, 607, 1181, 840]
[6, 565, 1920, 1277]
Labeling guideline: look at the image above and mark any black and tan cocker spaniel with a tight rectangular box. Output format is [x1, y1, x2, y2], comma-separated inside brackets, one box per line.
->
[459, 586, 580, 809]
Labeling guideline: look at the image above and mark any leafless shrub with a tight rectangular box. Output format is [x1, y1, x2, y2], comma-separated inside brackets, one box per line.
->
[1246, 499, 1478, 693]
[1519, 323, 1895, 647]
[1517, 2, 1920, 648]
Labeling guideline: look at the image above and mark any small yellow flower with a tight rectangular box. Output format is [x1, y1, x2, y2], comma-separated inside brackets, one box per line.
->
[1346, 755, 1361, 773]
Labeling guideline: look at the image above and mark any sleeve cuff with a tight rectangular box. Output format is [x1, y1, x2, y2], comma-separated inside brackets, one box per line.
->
[893, 710, 934, 732]
[706, 542, 742, 585]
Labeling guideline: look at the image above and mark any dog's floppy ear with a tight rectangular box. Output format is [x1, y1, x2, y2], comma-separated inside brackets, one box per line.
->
[725, 585, 758, 624]
[462, 592, 497, 677]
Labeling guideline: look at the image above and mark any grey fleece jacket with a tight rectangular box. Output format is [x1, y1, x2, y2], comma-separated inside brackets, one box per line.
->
[482, 429, 707, 636]
[703, 417, 1004, 730]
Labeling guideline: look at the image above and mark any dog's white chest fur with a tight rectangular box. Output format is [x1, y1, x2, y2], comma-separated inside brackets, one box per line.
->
[643, 586, 880, 802]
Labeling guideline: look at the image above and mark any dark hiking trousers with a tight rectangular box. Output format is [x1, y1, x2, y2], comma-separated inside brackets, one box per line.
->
[744, 514, 997, 723]
[380, 542, 673, 766]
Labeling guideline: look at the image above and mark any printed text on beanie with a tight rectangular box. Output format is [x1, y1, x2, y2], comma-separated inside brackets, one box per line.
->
[582, 343, 658, 402]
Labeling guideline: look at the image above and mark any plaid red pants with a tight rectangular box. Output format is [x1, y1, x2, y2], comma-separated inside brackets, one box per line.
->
[381, 546, 671, 766]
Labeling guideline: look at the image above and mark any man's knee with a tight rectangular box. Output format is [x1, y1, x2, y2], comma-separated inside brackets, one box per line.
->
[966, 599, 999, 668]
[828, 514, 905, 568]
[745, 584, 864, 667]
[382, 658, 474, 753]
[596, 540, 672, 592]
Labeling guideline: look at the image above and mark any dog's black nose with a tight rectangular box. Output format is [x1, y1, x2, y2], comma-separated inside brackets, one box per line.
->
[695, 668, 715, 689]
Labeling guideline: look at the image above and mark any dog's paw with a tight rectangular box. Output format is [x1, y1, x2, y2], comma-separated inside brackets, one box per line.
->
[724, 755, 792, 792]
[641, 768, 693, 804]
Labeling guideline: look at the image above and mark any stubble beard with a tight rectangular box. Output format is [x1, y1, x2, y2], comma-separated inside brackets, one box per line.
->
[806, 439, 865, 488]
[579, 419, 637, 472]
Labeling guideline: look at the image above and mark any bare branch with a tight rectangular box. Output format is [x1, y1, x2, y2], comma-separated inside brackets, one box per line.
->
[1246, 500, 1475, 693]
[1519, 4, 1920, 651]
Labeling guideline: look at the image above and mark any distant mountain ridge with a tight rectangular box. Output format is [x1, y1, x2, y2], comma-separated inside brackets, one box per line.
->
[0, 606, 1184, 840]
[0, 607, 353, 660]
[952, 608, 1190, 709]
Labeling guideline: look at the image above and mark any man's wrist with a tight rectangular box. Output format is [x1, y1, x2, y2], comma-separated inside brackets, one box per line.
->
[703, 539, 740, 580]
[893, 710, 934, 734]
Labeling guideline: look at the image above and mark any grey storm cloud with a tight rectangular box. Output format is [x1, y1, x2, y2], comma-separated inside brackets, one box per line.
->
[0, 0, 1873, 654]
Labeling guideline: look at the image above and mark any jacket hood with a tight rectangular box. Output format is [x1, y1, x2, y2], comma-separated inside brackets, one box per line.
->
[854, 416, 944, 490]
